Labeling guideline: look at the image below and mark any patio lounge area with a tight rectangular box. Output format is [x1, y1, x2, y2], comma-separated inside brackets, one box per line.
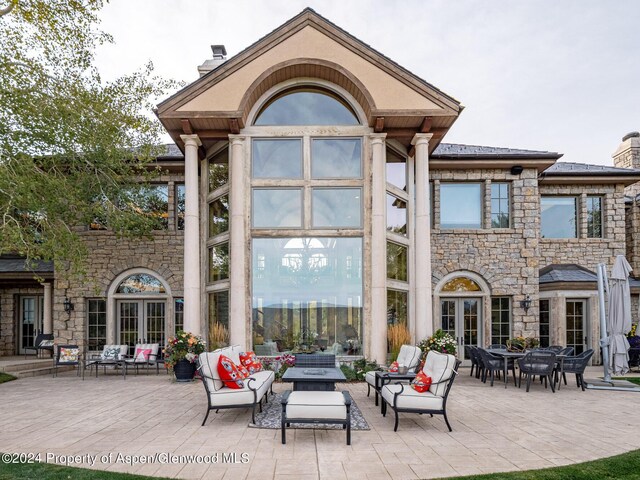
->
[1, 367, 639, 480]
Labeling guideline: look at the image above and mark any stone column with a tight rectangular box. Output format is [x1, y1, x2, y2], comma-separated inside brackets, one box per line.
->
[229, 136, 247, 348]
[42, 282, 53, 334]
[370, 134, 387, 364]
[413, 133, 434, 342]
[180, 134, 202, 335]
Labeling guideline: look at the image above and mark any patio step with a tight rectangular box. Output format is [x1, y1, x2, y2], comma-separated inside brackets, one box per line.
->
[0, 359, 53, 374]
[12, 365, 75, 378]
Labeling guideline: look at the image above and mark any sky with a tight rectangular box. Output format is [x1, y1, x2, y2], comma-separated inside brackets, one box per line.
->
[95, 0, 640, 166]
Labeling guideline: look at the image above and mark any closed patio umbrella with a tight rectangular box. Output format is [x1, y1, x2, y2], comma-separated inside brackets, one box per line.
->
[608, 255, 633, 375]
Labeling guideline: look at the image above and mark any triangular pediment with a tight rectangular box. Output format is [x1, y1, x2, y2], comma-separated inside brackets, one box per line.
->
[158, 9, 460, 121]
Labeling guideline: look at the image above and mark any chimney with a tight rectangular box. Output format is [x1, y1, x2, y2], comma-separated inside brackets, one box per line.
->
[197, 45, 227, 77]
[613, 131, 640, 170]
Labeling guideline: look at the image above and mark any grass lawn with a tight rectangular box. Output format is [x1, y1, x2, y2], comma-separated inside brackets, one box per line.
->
[3, 450, 640, 480]
[0, 373, 16, 384]
[614, 376, 640, 385]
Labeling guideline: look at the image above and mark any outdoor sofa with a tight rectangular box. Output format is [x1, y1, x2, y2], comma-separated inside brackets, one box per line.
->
[197, 345, 275, 425]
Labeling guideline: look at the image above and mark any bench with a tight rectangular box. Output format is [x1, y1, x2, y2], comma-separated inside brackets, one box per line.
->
[280, 390, 351, 444]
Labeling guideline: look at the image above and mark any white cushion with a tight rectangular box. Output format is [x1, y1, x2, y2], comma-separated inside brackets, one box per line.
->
[423, 351, 456, 397]
[381, 384, 444, 411]
[207, 369, 274, 407]
[285, 391, 347, 420]
[397, 345, 422, 372]
[227, 345, 243, 365]
[365, 370, 377, 386]
[198, 350, 227, 391]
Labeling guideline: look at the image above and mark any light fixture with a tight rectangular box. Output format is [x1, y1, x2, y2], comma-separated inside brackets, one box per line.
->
[510, 165, 524, 175]
[63, 297, 74, 315]
[520, 295, 532, 313]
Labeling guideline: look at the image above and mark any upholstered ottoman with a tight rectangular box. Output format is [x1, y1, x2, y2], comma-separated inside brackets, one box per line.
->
[281, 390, 351, 445]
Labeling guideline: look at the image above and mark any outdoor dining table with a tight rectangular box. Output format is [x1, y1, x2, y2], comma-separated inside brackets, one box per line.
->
[486, 349, 567, 389]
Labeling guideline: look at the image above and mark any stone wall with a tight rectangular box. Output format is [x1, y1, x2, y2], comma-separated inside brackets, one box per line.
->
[0, 287, 44, 356]
[538, 184, 627, 271]
[53, 175, 186, 349]
[430, 168, 540, 341]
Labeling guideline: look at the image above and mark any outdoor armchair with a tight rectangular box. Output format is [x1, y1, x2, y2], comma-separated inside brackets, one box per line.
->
[123, 343, 161, 375]
[478, 348, 516, 387]
[518, 351, 557, 392]
[24, 333, 54, 358]
[558, 349, 594, 391]
[365, 344, 421, 398]
[85, 345, 128, 377]
[380, 351, 460, 431]
[53, 344, 83, 379]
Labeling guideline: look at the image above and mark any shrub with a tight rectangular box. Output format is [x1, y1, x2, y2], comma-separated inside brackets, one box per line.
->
[418, 329, 457, 357]
[340, 364, 357, 381]
[352, 358, 381, 381]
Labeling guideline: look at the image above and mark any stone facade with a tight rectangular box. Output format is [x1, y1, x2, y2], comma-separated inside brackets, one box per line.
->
[430, 168, 540, 341]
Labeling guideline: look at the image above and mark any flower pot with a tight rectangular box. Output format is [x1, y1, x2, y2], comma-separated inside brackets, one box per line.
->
[174, 359, 197, 382]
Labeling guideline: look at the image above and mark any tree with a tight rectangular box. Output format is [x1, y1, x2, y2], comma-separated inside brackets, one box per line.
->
[0, 0, 174, 275]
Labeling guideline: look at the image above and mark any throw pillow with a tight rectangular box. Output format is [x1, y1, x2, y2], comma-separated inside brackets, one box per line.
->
[239, 351, 263, 374]
[237, 364, 250, 379]
[135, 348, 152, 362]
[39, 340, 54, 347]
[411, 371, 433, 393]
[59, 347, 79, 363]
[217, 355, 245, 389]
[102, 347, 121, 360]
[388, 361, 399, 373]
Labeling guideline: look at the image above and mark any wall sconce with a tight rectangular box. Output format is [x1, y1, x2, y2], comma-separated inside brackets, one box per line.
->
[63, 297, 75, 315]
[520, 295, 532, 313]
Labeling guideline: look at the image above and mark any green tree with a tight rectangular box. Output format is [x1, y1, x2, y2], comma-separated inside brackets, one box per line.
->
[0, 0, 174, 275]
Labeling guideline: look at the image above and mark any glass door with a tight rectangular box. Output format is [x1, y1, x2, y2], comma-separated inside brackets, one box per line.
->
[566, 299, 587, 355]
[19, 296, 44, 354]
[118, 300, 166, 348]
[440, 297, 481, 362]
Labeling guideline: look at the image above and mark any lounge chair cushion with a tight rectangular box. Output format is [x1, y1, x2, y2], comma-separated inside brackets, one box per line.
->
[396, 345, 422, 372]
[208, 370, 274, 407]
[423, 351, 456, 397]
[381, 384, 443, 411]
[364, 370, 377, 386]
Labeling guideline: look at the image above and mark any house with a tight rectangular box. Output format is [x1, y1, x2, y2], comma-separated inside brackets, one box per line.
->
[2, 9, 640, 366]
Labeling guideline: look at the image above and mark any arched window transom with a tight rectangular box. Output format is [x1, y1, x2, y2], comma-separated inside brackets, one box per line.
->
[116, 273, 166, 294]
[254, 87, 360, 126]
[441, 277, 481, 292]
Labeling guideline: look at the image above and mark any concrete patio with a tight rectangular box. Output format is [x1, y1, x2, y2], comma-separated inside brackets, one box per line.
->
[0, 367, 639, 480]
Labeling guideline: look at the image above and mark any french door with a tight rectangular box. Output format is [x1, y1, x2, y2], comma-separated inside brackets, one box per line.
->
[117, 300, 166, 348]
[440, 297, 482, 362]
[566, 299, 588, 355]
[19, 296, 44, 354]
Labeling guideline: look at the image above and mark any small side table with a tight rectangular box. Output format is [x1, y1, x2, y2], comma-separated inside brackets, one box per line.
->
[374, 371, 417, 407]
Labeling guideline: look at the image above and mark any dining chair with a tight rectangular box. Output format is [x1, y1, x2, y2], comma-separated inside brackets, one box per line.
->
[518, 351, 556, 392]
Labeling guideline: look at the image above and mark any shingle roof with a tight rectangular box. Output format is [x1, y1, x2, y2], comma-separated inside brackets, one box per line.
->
[0, 256, 53, 274]
[157, 143, 183, 158]
[431, 143, 561, 159]
[542, 162, 640, 176]
[539, 264, 597, 284]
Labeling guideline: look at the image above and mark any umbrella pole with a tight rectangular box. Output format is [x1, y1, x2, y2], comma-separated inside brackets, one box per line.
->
[597, 263, 612, 383]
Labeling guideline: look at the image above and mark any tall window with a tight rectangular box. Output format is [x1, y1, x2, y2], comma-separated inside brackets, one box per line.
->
[490, 297, 510, 346]
[586, 196, 603, 238]
[386, 194, 407, 236]
[541, 197, 577, 238]
[176, 184, 185, 230]
[87, 299, 107, 351]
[209, 291, 229, 348]
[539, 299, 550, 348]
[491, 183, 510, 228]
[387, 241, 408, 282]
[387, 289, 407, 325]
[208, 146, 230, 285]
[440, 183, 482, 229]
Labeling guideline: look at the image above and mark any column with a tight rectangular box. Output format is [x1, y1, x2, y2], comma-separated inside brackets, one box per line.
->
[229, 136, 247, 348]
[42, 282, 52, 334]
[180, 134, 202, 335]
[370, 134, 387, 364]
[413, 133, 434, 342]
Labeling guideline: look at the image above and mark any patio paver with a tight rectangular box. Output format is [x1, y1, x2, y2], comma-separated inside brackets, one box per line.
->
[0, 366, 639, 479]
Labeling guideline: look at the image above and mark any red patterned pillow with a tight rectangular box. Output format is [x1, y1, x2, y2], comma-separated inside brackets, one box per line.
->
[411, 371, 433, 393]
[237, 364, 250, 379]
[388, 361, 399, 373]
[217, 355, 245, 389]
[134, 348, 152, 361]
[239, 351, 263, 374]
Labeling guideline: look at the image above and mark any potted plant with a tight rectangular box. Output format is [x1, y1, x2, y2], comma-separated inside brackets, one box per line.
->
[418, 329, 457, 358]
[165, 331, 206, 382]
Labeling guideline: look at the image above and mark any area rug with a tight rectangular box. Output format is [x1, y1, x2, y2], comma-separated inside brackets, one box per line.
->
[249, 392, 370, 430]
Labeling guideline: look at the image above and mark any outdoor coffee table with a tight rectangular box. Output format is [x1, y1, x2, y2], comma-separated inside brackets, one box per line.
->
[282, 367, 346, 391]
[85, 357, 126, 379]
[373, 371, 417, 407]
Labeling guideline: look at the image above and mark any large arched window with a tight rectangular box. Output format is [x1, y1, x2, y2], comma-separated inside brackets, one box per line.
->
[254, 87, 360, 126]
[116, 273, 166, 294]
